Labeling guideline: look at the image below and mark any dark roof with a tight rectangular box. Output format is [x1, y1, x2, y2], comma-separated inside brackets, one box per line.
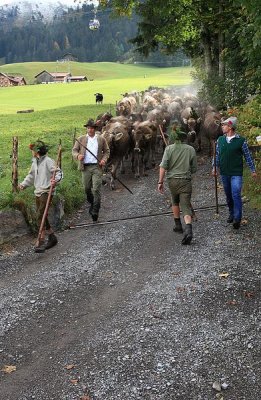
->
[34, 70, 52, 78]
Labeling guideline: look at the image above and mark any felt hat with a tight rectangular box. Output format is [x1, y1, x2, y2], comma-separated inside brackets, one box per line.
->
[29, 140, 49, 154]
[84, 118, 98, 128]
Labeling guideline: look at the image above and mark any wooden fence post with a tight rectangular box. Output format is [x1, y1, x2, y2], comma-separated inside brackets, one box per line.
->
[59, 138, 62, 169]
[72, 128, 76, 161]
[12, 136, 18, 193]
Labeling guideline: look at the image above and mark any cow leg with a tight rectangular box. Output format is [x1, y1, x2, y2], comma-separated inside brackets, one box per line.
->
[210, 140, 215, 158]
[110, 161, 119, 190]
[151, 141, 156, 167]
[120, 159, 125, 174]
[143, 148, 150, 173]
[196, 134, 202, 152]
[134, 151, 140, 178]
[131, 151, 135, 174]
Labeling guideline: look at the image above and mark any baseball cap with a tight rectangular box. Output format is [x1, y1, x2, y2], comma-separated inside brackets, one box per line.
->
[221, 116, 237, 129]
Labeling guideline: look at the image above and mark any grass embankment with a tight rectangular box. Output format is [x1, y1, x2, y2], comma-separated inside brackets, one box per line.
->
[236, 96, 261, 209]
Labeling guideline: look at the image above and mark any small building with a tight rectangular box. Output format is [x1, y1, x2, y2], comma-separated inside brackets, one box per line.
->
[0, 72, 26, 87]
[69, 76, 88, 82]
[35, 70, 72, 84]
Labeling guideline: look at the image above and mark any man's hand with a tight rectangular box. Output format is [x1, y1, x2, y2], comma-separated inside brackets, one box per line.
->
[18, 184, 24, 191]
[50, 178, 56, 186]
[99, 159, 106, 167]
[77, 154, 84, 161]
[158, 182, 164, 194]
[251, 172, 257, 179]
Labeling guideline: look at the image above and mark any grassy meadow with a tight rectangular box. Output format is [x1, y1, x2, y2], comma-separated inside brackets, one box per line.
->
[0, 62, 195, 218]
[0, 61, 194, 113]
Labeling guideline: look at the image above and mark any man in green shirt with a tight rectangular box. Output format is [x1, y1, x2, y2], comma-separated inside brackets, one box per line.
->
[158, 131, 197, 245]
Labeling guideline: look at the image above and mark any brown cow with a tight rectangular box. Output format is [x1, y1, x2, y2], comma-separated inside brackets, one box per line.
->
[102, 121, 132, 190]
[131, 121, 157, 178]
[181, 107, 202, 151]
[201, 111, 223, 156]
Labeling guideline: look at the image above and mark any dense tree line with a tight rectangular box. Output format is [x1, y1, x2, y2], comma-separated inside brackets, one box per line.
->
[0, 4, 189, 66]
[104, 0, 260, 107]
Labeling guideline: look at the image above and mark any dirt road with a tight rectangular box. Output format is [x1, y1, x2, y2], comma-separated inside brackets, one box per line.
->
[0, 154, 260, 400]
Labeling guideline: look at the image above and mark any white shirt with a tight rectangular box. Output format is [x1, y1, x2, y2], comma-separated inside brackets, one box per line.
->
[84, 135, 98, 164]
[226, 135, 235, 143]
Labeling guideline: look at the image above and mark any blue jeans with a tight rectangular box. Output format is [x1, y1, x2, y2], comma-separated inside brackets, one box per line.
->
[221, 175, 243, 222]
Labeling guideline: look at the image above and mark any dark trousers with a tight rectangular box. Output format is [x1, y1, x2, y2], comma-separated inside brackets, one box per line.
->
[35, 193, 52, 231]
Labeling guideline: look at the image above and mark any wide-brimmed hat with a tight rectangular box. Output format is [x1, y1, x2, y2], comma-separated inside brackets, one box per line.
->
[221, 116, 237, 129]
[84, 118, 98, 128]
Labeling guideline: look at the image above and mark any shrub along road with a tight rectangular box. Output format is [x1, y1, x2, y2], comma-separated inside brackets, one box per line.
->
[0, 154, 260, 399]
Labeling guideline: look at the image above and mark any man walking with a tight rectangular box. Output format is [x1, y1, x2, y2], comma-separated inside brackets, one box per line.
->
[72, 119, 110, 222]
[213, 116, 257, 229]
[158, 130, 197, 245]
[18, 140, 63, 253]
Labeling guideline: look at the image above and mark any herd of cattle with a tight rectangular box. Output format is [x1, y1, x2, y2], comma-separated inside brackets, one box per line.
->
[92, 88, 226, 189]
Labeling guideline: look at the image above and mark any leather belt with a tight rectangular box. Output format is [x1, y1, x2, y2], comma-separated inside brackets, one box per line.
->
[84, 163, 97, 166]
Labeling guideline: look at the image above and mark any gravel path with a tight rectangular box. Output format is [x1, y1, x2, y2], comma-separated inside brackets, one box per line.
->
[0, 153, 260, 400]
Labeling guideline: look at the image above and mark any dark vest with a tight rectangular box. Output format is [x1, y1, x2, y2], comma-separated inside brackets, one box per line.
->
[218, 135, 245, 176]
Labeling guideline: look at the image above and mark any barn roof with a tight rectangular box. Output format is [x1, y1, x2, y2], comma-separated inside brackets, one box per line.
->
[49, 72, 71, 78]
[34, 70, 52, 78]
[0, 72, 26, 84]
[70, 75, 87, 80]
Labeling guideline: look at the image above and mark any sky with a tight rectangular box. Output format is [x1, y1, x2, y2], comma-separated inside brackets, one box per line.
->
[0, 0, 80, 6]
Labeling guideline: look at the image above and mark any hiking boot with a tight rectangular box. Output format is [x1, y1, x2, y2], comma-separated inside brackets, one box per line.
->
[227, 215, 233, 223]
[92, 213, 98, 222]
[45, 233, 58, 250]
[181, 224, 193, 245]
[34, 240, 46, 253]
[173, 218, 183, 233]
[233, 221, 240, 229]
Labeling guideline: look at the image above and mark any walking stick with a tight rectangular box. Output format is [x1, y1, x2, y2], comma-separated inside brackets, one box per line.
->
[74, 137, 133, 194]
[159, 125, 168, 147]
[213, 140, 219, 214]
[35, 144, 62, 248]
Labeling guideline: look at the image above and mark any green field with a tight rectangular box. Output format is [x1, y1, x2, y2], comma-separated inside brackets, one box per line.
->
[0, 62, 194, 114]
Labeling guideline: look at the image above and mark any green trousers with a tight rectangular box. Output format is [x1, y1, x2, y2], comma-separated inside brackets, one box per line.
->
[82, 164, 103, 213]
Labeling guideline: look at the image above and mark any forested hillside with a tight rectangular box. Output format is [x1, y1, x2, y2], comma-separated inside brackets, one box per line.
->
[0, 3, 189, 66]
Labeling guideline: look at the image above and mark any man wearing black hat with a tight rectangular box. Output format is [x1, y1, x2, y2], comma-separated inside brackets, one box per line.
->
[72, 118, 110, 221]
[158, 129, 197, 245]
[18, 140, 63, 253]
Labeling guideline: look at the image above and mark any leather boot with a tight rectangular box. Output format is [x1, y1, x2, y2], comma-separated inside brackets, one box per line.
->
[34, 240, 46, 253]
[173, 218, 183, 233]
[181, 223, 193, 245]
[45, 233, 58, 250]
[227, 215, 233, 223]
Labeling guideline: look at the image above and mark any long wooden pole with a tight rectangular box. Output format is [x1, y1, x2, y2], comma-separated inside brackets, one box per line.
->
[159, 125, 168, 147]
[35, 144, 62, 247]
[12, 136, 19, 193]
[213, 140, 219, 214]
[69, 203, 228, 229]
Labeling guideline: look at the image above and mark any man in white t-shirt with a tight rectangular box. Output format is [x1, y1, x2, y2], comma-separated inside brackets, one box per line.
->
[72, 119, 110, 221]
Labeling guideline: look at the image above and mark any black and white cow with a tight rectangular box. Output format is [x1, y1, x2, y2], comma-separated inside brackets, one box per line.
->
[94, 93, 103, 104]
